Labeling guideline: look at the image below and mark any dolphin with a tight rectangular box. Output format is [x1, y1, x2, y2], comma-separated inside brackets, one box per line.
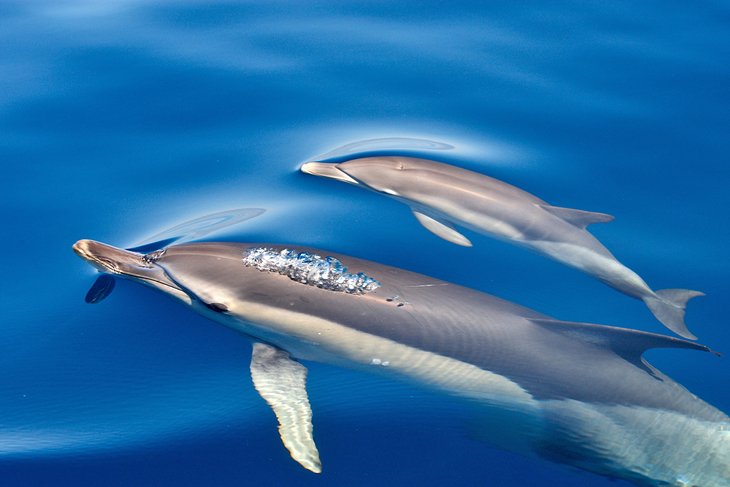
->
[72, 239, 729, 486]
[301, 157, 704, 340]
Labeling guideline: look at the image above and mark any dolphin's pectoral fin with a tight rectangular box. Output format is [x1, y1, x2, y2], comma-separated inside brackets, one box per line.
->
[250, 342, 322, 474]
[412, 210, 473, 247]
[84, 274, 116, 304]
[538, 204, 614, 229]
[529, 318, 714, 376]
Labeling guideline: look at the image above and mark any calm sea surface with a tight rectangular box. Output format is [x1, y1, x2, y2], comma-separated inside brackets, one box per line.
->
[1, 1, 728, 485]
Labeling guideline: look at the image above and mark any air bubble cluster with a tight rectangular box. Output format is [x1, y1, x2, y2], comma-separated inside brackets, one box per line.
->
[243, 247, 381, 295]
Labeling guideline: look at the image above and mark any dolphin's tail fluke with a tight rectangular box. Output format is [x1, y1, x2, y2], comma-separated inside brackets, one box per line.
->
[643, 289, 704, 340]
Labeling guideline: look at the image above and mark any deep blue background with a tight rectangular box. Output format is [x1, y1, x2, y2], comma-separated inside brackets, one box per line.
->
[1, 1, 728, 485]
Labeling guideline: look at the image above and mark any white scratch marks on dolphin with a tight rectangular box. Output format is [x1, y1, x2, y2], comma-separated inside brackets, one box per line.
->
[404, 283, 450, 288]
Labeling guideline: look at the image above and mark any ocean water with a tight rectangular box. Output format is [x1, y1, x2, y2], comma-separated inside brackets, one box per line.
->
[1, 1, 729, 485]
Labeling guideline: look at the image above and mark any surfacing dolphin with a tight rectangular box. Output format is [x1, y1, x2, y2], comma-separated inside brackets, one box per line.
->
[301, 157, 703, 340]
[72, 239, 729, 486]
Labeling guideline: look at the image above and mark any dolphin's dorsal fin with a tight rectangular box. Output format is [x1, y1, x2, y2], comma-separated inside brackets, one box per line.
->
[250, 342, 322, 473]
[411, 210, 473, 247]
[529, 318, 714, 375]
[539, 205, 614, 229]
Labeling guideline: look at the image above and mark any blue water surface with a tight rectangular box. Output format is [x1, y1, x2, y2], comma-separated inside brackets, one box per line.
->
[1, 1, 729, 486]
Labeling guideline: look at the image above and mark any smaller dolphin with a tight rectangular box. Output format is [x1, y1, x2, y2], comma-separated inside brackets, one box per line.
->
[301, 156, 703, 339]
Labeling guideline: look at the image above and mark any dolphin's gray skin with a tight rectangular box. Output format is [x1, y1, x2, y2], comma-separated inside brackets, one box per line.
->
[73, 239, 729, 486]
[301, 157, 703, 340]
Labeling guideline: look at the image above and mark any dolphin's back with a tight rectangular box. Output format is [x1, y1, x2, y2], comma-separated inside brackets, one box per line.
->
[395, 157, 549, 205]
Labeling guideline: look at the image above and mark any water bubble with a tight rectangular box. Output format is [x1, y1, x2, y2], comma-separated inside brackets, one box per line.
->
[242, 247, 381, 294]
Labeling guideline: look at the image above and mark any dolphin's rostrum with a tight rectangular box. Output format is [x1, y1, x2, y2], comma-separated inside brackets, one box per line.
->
[301, 156, 704, 339]
[73, 239, 729, 486]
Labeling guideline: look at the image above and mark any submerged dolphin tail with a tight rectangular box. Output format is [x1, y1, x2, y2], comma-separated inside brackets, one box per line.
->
[643, 289, 705, 340]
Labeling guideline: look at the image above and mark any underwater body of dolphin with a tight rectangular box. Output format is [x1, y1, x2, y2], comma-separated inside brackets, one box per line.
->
[301, 157, 703, 340]
[73, 239, 729, 486]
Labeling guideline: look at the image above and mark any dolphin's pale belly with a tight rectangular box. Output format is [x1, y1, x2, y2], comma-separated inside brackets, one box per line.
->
[227, 299, 540, 406]
[213, 287, 730, 487]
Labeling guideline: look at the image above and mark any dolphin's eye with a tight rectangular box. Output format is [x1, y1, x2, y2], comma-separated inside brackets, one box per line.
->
[205, 302, 229, 313]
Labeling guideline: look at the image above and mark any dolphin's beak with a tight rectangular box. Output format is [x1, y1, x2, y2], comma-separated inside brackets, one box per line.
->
[73, 239, 145, 274]
[300, 162, 359, 185]
[73, 239, 182, 293]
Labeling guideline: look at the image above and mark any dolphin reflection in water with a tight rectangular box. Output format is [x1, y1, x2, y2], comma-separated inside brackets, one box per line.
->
[73, 239, 729, 486]
[301, 157, 704, 340]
